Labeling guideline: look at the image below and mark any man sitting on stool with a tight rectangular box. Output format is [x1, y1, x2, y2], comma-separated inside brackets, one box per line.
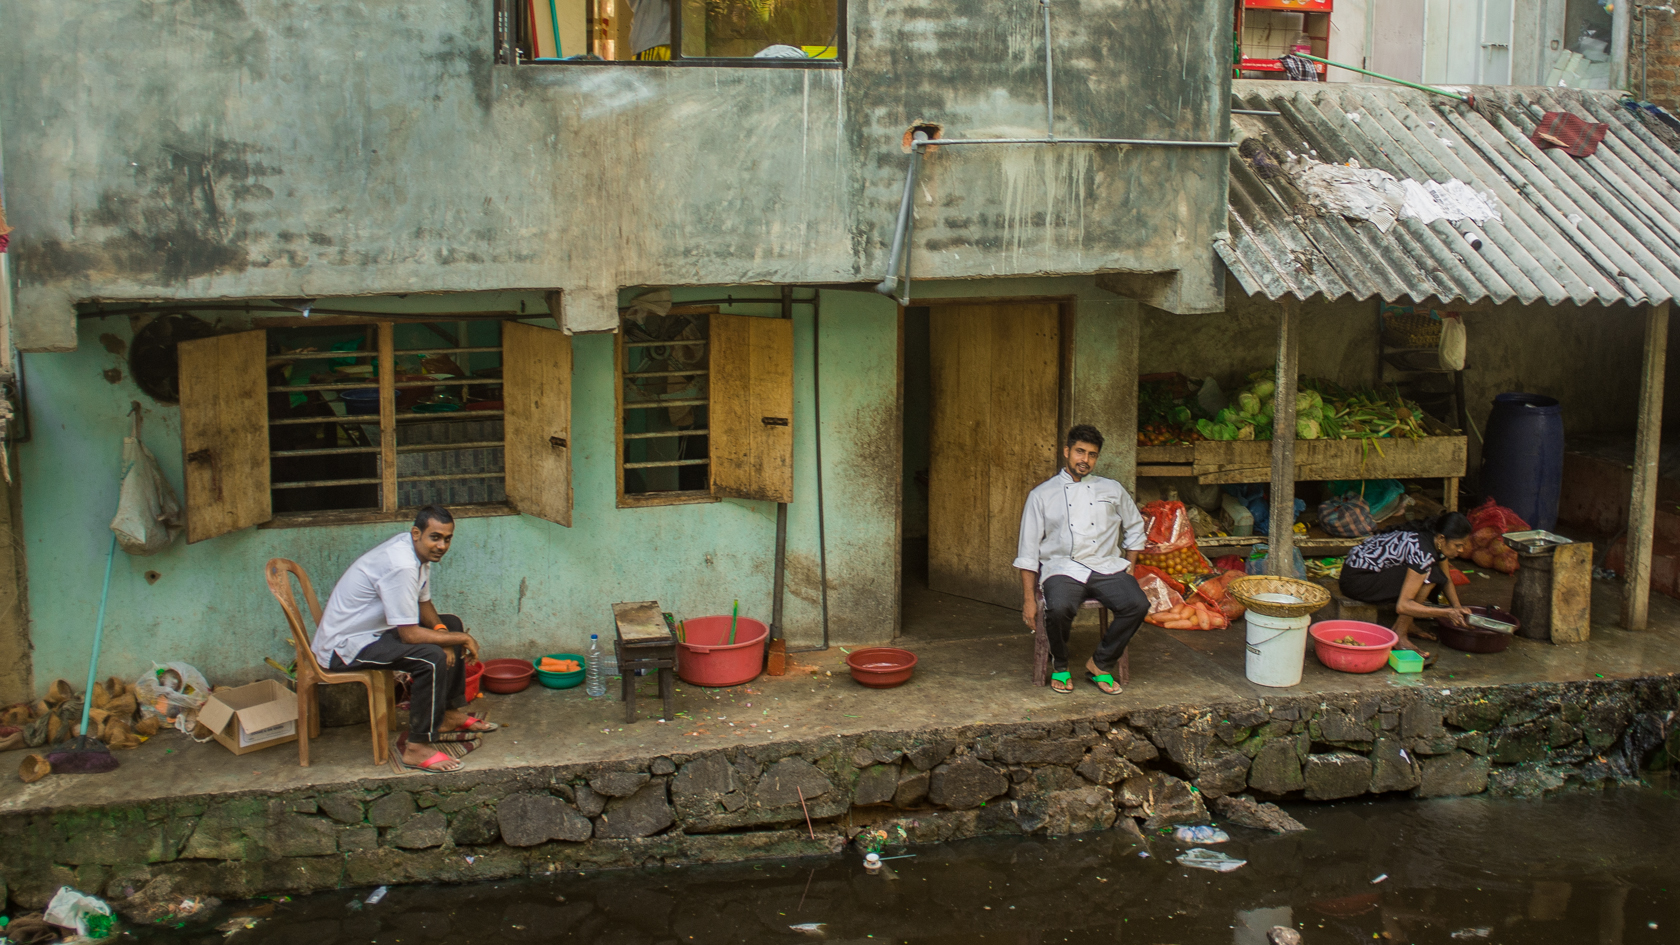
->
[312, 505, 495, 771]
[1015, 425, 1150, 695]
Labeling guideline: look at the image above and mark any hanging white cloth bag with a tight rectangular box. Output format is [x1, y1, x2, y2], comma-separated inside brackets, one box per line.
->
[110, 410, 183, 555]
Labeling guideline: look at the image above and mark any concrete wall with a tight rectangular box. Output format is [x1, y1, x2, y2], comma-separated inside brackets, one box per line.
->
[0, 0, 1233, 351]
[15, 287, 899, 690]
[1141, 281, 1646, 486]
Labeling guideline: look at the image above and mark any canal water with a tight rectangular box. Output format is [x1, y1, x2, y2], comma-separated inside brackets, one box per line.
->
[129, 784, 1677, 945]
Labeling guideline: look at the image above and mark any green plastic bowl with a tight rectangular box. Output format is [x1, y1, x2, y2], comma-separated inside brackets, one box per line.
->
[532, 652, 587, 690]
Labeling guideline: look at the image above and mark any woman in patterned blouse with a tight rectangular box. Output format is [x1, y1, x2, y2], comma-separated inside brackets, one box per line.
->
[1340, 512, 1474, 661]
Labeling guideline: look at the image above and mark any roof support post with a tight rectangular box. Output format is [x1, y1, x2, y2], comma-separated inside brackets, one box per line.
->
[1268, 297, 1300, 577]
[1612, 0, 1633, 91]
[1622, 300, 1669, 630]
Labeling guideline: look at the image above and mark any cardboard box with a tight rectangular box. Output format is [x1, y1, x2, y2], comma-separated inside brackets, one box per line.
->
[196, 680, 299, 755]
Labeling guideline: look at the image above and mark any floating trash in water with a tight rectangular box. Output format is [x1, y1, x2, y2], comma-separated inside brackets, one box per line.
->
[1178, 848, 1246, 872]
[1450, 929, 1492, 939]
[1173, 826, 1230, 844]
[789, 923, 827, 934]
[365, 886, 388, 905]
[1371, 874, 1389, 884]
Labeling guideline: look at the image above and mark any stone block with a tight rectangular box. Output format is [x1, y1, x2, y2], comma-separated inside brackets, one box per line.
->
[573, 785, 607, 817]
[903, 739, 957, 771]
[1039, 786, 1118, 836]
[1075, 745, 1143, 786]
[1412, 750, 1490, 798]
[1368, 737, 1421, 793]
[1445, 699, 1504, 733]
[338, 827, 379, 853]
[1401, 700, 1448, 739]
[1210, 794, 1305, 833]
[1311, 706, 1374, 744]
[1487, 763, 1569, 798]
[650, 757, 677, 776]
[272, 815, 341, 858]
[927, 757, 1008, 810]
[1247, 738, 1305, 795]
[1303, 752, 1372, 801]
[368, 791, 417, 828]
[1192, 751, 1251, 799]
[994, 737, 1087, 766]
[595, 780, 675, 839]
[893, 770, 930, 808]
[589, 771, 651, 798]
[1491, 723, 1550, 764]
[390, 810, 448, 849]
[449, 807, 500, 846]
[319, 792, 365, 825]
[755, 758, 832, 808]
[1119, 772, 1207, 828]
[670, 754, 744, 819]
[180, 800, 265, 861]
[498, 793, 593, 847]
[1110, 728, 1159, 763]
[853, 764, 900, 806]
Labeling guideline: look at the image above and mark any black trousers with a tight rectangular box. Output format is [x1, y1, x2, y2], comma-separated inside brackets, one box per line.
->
[332, 614, 468, 742]
[1042, 571, 1150, 674]
[1340, 563, 1447, 606]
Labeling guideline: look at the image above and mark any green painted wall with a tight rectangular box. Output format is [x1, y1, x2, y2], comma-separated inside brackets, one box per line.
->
[17, 289, 899, 693]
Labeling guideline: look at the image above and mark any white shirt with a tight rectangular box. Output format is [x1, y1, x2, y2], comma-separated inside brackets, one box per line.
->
[1013, 469, 1148, 585]
[312, 532, 434, 666]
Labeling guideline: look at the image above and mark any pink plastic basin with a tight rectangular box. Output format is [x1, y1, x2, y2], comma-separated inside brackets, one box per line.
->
[677, 616, 769, 688]
[1309, 620, 1398, 673]
[844, 647, 919, 689]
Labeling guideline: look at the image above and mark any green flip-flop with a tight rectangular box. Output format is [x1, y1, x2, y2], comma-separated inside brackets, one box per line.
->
[1049, 671, 1073, 694]
[1085, 670, 1123, 695]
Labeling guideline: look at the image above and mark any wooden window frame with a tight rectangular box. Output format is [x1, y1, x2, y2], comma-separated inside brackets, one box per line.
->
[496, 0, 846, 67]
[616, 307, 719, 509]
[261, 316, 519, 528]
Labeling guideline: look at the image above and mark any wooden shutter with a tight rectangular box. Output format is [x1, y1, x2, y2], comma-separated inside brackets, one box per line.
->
[709, 313, 794, 503]
[178, 330, 271, 542]
[502, 321, 573, 527]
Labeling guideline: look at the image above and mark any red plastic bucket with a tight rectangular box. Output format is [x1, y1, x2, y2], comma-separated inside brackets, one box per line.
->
[464, 660, 485, 701]
[677, 616, 769, 687]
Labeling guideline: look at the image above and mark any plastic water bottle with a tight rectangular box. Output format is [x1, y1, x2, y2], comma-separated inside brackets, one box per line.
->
[585, 635, 607, 697]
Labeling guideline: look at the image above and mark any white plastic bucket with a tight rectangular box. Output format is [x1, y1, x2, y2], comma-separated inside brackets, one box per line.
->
[1244, 594, 1310, 688]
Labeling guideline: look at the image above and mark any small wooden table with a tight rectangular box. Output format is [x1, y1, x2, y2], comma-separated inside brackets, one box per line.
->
[610, 601, 678, 723]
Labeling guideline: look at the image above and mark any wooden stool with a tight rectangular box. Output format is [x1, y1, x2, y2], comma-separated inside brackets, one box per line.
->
[1510, 541, 1593, 643]
[1334, 597, 1380, 624]
[611, 601, 678, 723]
[1031, 595, 1131, 687]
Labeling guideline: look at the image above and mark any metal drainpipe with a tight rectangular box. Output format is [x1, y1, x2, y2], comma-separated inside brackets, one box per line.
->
[769, 287, 792, 643]
[875, 132, 929, 303]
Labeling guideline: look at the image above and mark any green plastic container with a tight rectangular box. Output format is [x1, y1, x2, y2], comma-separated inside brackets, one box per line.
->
[533, 652, 587, 690]
[1388, 649, 1425, 674]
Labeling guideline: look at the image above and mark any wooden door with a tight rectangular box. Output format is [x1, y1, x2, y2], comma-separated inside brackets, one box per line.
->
[710, 313, 795, 503]
[178, 330, 271, 543]
[927, 304, 1061, 607]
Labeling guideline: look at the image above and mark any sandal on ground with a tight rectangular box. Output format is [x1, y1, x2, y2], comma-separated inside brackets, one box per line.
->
[401, 750, 463, 772]
[1084, 660, 1123, 695]
[429, 730, 482, 743]
[1049, 671, 1073, 694]
[462, 715, 501, 732]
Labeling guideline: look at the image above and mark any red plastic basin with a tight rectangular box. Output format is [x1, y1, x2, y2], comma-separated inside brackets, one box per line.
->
[677, 616, 768, 688]
[844, 647, 918, 689]
[1309, 620, 1398, 673]
[480, 657, 535, 694]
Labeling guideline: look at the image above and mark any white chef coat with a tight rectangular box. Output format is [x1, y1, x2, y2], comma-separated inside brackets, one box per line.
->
[1013, 469, 1148, 585]
[312, 532, 434, 666]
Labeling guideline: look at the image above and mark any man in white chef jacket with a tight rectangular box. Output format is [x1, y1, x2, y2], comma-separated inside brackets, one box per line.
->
[1015, 425, 1150, 695]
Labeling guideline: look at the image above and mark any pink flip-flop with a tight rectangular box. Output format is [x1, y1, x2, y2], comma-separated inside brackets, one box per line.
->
[402, 750, 462, 772]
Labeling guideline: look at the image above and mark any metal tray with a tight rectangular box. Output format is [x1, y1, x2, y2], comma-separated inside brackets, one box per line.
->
[1501, 529, 1572, 555]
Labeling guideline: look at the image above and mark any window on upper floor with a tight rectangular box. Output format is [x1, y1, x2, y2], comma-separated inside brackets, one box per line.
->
[497, 0, 843, 66]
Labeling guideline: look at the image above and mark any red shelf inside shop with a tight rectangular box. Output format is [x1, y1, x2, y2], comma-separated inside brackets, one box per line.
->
[1240, 57, 1329, 74]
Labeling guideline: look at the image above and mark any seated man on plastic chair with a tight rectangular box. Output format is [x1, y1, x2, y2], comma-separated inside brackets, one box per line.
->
[1015, 425, 1150, 695]
[311, 505, 495, 771]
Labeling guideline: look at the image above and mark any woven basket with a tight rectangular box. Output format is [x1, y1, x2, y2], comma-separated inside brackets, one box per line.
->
[1229, 576, 1331, 618]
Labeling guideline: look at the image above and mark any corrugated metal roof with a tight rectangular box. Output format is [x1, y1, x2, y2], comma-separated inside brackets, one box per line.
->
[1217, 80, 1680, 307]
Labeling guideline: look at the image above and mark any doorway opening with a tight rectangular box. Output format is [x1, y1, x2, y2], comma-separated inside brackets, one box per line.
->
[899, 302, 1065, 642]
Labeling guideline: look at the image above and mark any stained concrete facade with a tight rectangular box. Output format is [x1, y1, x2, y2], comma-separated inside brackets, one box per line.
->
[0, 0, 1233, 351]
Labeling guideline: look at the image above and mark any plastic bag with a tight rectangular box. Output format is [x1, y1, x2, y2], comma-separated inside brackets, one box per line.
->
[1136, 567, 1186, 616]
[134, 662, 212, 734]
[110, 413, 183, 556]
[1190, 569, 1248, 620]
[1439, 315, 1467, 371]
[45, 886, 116, 939]
[1330, 479, 1406, 520]
[1213, 554, 1248, 572]
[1247, 543, 1308, 580]
[1463, 498, 1527, 574]
[1141, 501, 1197, 554]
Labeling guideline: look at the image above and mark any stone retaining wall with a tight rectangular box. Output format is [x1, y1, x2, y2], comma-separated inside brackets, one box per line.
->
[2, 677, 1675, 917]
